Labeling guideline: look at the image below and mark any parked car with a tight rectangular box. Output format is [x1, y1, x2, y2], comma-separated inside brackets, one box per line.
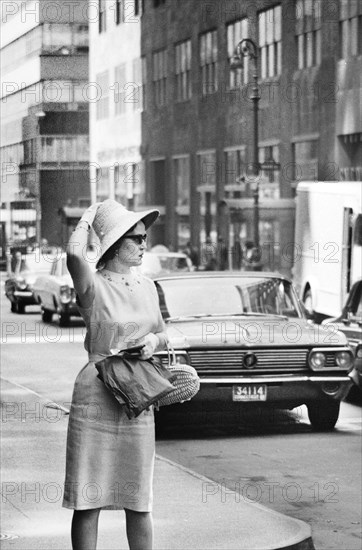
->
[153, 272, 357, 431]
[33, 253, 80, 326]
[136, 251, 193, 278]
[4, 252, 55, 313]
[322, 279, 362, 393]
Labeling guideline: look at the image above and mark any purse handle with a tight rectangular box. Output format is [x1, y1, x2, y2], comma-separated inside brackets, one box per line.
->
[166, 341, 176, 367]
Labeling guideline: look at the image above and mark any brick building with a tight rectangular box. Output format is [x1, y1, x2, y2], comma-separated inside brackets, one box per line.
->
[0, 0, 90, 248]
[140, 0, 362, 275]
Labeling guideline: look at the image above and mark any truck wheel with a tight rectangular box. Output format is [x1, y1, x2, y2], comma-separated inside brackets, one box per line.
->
[303, 289, 314, 315]
[307, 400, 340, 431]
[58, 311, 70, 327]
[42, 309, 53, 323]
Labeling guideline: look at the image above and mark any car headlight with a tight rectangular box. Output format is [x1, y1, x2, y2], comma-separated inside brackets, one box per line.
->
[309, 351, 326, 369]
[355, 344, 362, 360]
[60, 285, 71, 304]
[335, 351, 353, 369]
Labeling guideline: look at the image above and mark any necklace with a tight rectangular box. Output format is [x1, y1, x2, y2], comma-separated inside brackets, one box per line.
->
[100, 269, 142, 292]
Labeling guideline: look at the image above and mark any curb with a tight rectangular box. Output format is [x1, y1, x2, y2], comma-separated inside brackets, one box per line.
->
[156, 454, 315, 550]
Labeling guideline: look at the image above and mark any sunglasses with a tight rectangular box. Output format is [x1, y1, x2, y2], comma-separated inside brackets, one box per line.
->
[124, 233, 147, 245]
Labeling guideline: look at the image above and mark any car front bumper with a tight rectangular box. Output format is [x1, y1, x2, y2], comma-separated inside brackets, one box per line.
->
[193, 374, 353, 406]
[13, 290, 37, 304]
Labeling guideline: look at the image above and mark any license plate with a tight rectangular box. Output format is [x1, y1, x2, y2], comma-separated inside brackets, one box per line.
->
[232, 385, 267, 402]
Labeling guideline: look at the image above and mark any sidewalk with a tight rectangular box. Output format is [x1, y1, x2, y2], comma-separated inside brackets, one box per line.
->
[1, 378, 314, 550]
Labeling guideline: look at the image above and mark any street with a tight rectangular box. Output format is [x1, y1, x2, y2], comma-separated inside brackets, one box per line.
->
[1, 298, 361, 550]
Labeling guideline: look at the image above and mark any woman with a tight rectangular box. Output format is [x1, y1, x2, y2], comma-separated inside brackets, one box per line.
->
[63, 199, 168, 550]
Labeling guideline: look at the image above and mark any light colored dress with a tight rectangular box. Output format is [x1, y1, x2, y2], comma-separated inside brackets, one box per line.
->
[62, 268, 167, 511]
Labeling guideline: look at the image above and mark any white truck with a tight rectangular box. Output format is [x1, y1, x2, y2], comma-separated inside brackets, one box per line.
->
[293, 181, 362, 319]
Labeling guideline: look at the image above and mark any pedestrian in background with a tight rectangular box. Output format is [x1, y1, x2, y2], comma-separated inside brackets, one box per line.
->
[63, 199, 168, 550]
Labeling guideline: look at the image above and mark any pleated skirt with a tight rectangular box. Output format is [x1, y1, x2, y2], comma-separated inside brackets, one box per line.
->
[62, 362, 155, 511]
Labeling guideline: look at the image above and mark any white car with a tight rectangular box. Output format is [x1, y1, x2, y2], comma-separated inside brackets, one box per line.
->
[33, 253, 80, 326]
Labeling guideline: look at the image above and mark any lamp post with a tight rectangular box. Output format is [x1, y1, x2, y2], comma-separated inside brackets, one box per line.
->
[35, 110, 46, 245]
[230, 38, 260, 250]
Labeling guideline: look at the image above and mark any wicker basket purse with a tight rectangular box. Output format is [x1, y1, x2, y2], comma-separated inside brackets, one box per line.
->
[157, 343, 200, 407]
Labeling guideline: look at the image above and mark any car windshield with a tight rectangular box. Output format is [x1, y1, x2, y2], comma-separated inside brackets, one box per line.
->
[158, 256, 189, 271]
[20, 254, 55, 274]
[155, 276, 302, 319]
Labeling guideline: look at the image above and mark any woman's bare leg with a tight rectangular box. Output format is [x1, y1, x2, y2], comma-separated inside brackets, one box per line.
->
[125, 509, 153, 550]
[71, 508, 101, 550]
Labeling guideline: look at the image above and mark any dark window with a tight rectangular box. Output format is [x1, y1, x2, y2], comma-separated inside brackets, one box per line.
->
[153, 49, 167, 107]
[295, 0, 322, 69]
[339, 0, 362, 58]
[99, 0, 106, 33]
[354, 214, 362, 246]
[115, 0, 122, 24]
[258, 5, 282, 78]
[199, 30, 218, 96]
[175, 40, 192, 101]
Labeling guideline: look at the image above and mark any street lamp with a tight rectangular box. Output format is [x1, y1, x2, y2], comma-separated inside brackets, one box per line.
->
[34, 110, 46, 244]
[230, 38, 260, 250]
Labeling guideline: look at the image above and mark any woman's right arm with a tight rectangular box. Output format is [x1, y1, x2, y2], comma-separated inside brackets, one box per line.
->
[66, 203, 100, 308]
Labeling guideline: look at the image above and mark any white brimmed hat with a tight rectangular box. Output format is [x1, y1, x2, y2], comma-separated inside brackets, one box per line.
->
[93, 199, 159, 268]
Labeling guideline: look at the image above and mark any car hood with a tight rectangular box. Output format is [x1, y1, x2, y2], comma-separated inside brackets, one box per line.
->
[323, 320, 362, 344]
[165, 316, 348, 348]
[34, 274, 74, 288]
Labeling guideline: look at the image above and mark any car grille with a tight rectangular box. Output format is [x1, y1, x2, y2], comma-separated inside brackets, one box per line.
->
[187, 348, 309, 376]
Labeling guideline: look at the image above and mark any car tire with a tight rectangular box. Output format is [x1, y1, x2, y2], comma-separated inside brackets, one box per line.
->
[58, 311, 70, 327]
[16, 302, 25, 314]
[307, 400, 340, 431]
[41, 309, 53, 323]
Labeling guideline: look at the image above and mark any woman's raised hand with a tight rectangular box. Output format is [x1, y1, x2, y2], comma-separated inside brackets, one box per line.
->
[80, 203, 102, 226]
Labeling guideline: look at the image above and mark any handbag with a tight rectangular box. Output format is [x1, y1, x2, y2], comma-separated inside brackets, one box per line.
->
[95, 350, 177, 419]
[157, 343, 200, 407]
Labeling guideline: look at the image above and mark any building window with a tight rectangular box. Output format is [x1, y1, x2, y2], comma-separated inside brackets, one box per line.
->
[41, 136, 89, 162]
[200, 30, 218, 96]
[197, 151, 217, 242]
[296, 0, 322, 69]
[96, 167, 110, 201]
[175, 40, 192, 102]
[258, 5, 282, 79]
[174, 156, 191, 248]
[114, 64, 127, 115]
[132, 57, 144, 111]
[153, 49, 167, 107]
[174, 156, 190, 209]
[259, 145, 280, 198]
[292, 139, 319, 182]
[338, 133, 362, 181]
[224, 148, 247, 198]
[339, 0, 362, 58]
[96, 71, 109, 119]
[99, 0, 106, 33]
[227, 19, 248, 88]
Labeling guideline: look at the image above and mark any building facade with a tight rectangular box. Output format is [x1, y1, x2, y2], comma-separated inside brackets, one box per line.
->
[89, 0, 155, 239]
[140, 0, 362, 275]
[0, 0, 90, 248]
